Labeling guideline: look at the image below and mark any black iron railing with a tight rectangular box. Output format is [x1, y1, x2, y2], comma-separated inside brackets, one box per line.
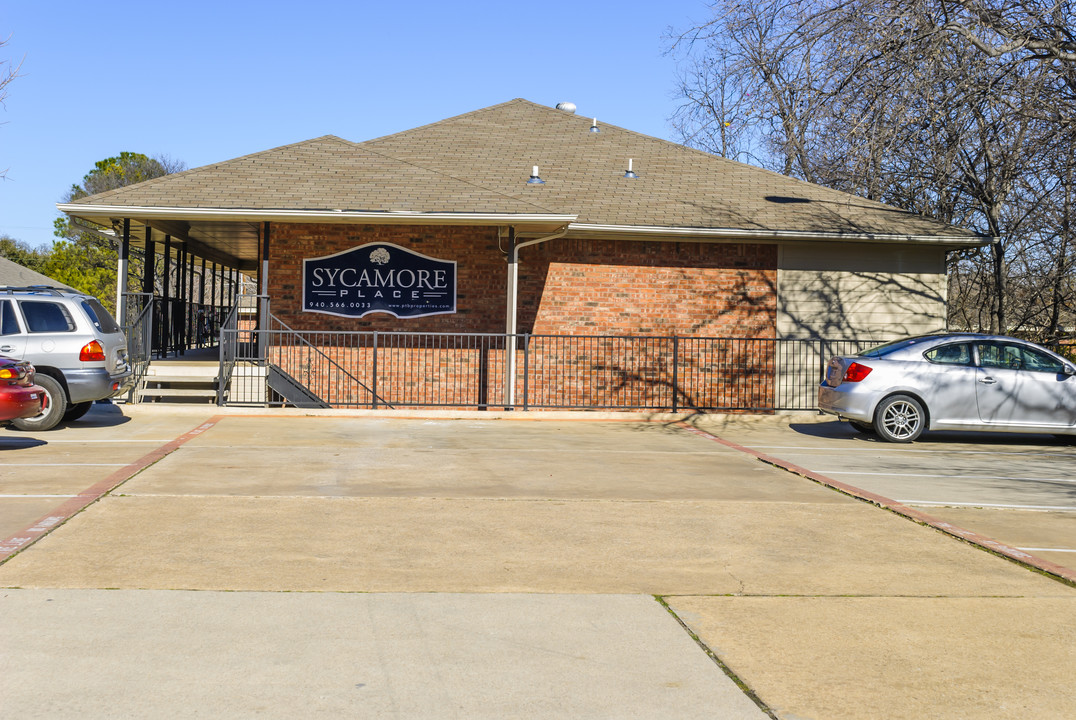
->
[217, 325, 888, 412]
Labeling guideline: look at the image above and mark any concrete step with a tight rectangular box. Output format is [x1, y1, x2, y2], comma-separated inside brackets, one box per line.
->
[139, 387, 218, 398]
[138, 362, 222, 404]
[142, 375, 220, 384]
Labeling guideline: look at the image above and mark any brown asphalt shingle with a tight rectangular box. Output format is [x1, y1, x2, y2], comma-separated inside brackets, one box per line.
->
[68, 98, 980, 239]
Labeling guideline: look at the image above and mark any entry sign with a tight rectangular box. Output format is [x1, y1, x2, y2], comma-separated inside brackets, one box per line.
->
[303, 242, 457, 318]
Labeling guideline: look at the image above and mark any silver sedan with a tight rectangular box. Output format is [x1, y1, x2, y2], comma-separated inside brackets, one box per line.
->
[817, 334, 1076, 442]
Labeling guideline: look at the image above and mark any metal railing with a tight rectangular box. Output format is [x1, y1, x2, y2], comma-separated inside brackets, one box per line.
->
[216, 295, 262, 405]
[216, 326, 890, 412]
[121, 295, 156, 403]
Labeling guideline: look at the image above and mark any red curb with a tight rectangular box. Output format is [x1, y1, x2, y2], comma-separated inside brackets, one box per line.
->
[0, 416, 224, 563]
[678, 422, 1076, 586]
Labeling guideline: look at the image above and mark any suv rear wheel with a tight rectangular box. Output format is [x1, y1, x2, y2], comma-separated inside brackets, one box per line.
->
[11, 374, 67, 432]
[63, 401, 93, 422]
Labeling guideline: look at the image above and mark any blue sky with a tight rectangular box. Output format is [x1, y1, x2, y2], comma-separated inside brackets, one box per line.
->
[1, 1, 709, 250]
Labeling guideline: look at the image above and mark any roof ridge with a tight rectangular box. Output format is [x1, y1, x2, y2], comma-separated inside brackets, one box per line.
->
[358, 98, 534, 146]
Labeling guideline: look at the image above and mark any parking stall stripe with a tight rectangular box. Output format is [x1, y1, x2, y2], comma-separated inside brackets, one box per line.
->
[817, 471, 1076, 484]
[749, 445, 1076, 459]
[897, 500, 1076, 511]
[2, 463, 129, 467]
[0, 416, 223, 563]
[1020, 548, 1076, 553]
[677, 423, 1076, 586]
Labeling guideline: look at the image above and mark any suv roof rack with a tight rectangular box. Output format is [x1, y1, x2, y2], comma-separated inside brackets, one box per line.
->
[0, 286, 73, 296]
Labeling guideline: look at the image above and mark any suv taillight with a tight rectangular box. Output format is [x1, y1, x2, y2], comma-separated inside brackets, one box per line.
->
[80, 340, 106, 362]
[843, 362, 873, 383]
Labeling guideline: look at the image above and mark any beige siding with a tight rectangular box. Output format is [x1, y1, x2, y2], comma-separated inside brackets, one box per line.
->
[777, 243, 948, 340]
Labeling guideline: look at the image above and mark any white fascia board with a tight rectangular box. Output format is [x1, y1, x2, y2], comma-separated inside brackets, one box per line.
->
[567, 222, 993, 247]
[56, 204, 577, 227]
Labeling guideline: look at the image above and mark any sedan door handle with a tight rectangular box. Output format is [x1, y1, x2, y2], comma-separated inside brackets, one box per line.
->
[978, 376, 997, 385]
[0, 345, 13, 353]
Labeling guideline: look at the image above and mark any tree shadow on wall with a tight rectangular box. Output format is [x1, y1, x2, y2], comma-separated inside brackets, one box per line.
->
[590, 363, 713, 427]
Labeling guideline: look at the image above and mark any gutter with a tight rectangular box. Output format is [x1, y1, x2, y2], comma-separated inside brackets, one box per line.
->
[567, 222, 993, 247]
[57, 204, 987, 246]
[56, 203, 577, 228]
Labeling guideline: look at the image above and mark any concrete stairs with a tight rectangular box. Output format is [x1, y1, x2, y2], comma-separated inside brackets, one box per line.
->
[138, 361, 222, 404]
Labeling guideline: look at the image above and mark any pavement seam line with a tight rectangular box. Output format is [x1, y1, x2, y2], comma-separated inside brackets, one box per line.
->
[675, 422, 1076, 588]
[0, 416, 224, 564]
[654, 595, 779, 720]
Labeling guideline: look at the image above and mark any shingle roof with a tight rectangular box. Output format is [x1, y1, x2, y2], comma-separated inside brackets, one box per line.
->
[67, 98, 981, 241]
[0, 257, 75, 290]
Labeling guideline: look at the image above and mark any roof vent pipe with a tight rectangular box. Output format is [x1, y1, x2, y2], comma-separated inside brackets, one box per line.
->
[527, 165, 545, 185]
[590, 118, 600, 133]
[624, 159, 638, 179]
[555, 102, 577, 114]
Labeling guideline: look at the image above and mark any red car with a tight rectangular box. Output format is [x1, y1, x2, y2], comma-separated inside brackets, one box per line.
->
[0, 355, 46, 424]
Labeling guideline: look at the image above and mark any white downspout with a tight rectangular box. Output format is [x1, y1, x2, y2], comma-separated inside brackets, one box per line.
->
[505, 225, 569, 407]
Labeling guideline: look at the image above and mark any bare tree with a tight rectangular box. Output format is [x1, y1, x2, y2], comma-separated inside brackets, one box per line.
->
[1, 35, 25, 179]
[670, 0, 1075, 336]
[936, 0, 1076, 62]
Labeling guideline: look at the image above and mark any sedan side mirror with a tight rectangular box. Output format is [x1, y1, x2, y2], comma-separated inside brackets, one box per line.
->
[1064, 364, 1076, 377]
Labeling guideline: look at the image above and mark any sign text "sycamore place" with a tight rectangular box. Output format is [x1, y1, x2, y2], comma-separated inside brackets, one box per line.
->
[309, 267, 450, 298]
[302, 242, 457, 319]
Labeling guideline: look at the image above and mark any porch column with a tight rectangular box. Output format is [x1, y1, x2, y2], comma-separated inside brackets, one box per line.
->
[187, 249, 196, 350]
[143, 229, 156, 356]
[162, 235, 172, 357]
[177, 244, 187, 354]
[258, 222, 270, 359]
[116, 219, 130, 325]
[142, 228, 155, 296]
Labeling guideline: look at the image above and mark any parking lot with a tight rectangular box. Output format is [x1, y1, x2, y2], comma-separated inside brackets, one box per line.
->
[700, 416, 1076, 573]
[1, 404, 1074, 719]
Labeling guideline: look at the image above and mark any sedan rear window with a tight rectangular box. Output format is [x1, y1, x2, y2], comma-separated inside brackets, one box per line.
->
[925, 343, 971, 365]
[862, 336, 934, 358]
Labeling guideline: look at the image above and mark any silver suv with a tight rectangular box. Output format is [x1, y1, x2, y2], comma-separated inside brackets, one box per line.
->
[0, 286, 132, 430]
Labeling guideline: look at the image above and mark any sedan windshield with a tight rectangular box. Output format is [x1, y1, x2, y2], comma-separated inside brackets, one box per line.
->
[861, 336, 937, 358]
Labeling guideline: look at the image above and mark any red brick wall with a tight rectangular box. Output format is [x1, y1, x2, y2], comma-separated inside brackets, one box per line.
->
[268, 223, 504, 332]
[263, 224, 778, 410]
[519, 238, 776, 337]
[269, 224, 777, 338]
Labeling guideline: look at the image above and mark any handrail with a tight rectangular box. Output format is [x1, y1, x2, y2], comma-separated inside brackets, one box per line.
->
[122, 297, 155, 404]
[216, 301, 243, 405]
[266, 312, 393, 408]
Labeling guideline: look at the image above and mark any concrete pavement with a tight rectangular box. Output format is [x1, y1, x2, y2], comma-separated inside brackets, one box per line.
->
[1, 405, 1074, 718]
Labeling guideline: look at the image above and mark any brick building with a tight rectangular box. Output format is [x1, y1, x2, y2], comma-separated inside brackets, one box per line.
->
[59, 99, 988, 410]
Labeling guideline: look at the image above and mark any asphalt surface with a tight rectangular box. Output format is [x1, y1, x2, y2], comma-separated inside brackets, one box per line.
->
[1, 404, 1073, 719]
